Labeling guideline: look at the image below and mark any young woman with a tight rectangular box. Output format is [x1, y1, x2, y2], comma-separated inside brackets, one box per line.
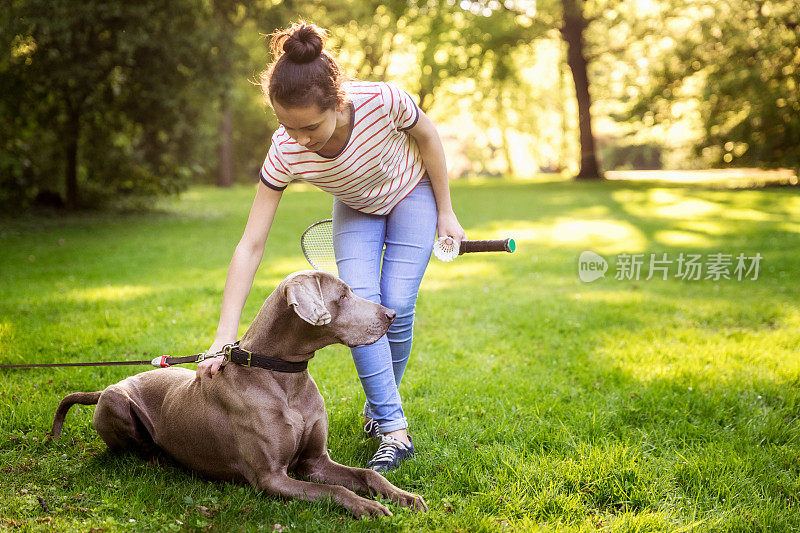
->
[197, 21, 465, 473]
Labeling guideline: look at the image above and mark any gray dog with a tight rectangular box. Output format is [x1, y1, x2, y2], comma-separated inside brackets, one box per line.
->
[51, 270, 428, 517]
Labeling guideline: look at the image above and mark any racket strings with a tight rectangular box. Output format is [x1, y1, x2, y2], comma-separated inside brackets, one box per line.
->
[301, 221, 338, 274]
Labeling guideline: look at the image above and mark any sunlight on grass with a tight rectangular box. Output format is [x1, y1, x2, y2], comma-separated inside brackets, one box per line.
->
[606, 331, 800, 387]
[647, 188, 760, 220]
[478, 220, 545, 244]
[550, 218, 645, 248]
[569, 290, 648, 303]
[606, 168, 798, 187]
[474, 218, 646, 253]
[65, 285, 154, 303]
[618, 187, 785, 222]
[654, 230, 713, 247]
[674, 220, 730, 236]
[654, 198, 719, 218]
[590, 297, 800, 388]
[648, 189, 684, 204]
[425, 261, 501, 290]
[0, 323, 13, 352]
[719, 207, 780, 222]
[778, 222, 800, 234]
[254, 256, 312, 281]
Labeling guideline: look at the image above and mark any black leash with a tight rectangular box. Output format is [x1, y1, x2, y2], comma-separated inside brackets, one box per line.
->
[0, 360, 160, 368]
[0, 343, 308, 373]
[0, 353, 209, 369]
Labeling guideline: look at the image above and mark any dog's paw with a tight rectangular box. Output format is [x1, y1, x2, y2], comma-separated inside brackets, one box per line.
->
[393, 491, 428, 512]
[349, 497, 393, 518]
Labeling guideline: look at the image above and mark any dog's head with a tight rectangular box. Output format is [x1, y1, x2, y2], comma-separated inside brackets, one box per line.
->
[282, 270, 395, 348]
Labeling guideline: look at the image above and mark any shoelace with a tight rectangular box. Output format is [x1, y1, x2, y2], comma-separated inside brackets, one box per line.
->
[363, 419, 380, 437]
[370, 435, 406, 464]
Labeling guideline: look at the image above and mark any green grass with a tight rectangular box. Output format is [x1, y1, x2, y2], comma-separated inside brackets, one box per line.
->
[1, 178, 799, 532]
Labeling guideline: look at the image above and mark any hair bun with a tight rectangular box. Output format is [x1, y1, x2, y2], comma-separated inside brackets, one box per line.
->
[283, 24, 324, 64]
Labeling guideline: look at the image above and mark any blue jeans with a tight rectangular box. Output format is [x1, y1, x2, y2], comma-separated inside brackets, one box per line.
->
[332, 177, 437, 433]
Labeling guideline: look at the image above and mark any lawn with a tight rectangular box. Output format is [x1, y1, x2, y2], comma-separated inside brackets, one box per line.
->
[1, 178, 799, 532]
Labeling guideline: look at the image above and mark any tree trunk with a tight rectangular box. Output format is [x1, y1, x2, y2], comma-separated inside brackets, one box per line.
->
[218, 92, 234, 188]
[417, 86, 430, 114]
[559, 38, 568, 173]
[65, 106, 80, 209]
[502, 127, 515, 177]
[561, 0, 602, 180]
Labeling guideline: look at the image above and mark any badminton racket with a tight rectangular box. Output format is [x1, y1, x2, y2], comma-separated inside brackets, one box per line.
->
[300, 218, 515, 273]
[300, 219, 338, 274]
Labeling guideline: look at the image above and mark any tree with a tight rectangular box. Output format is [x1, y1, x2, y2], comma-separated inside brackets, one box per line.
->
[318, 1, 543, 112]
[466, 0, 603, 179]
[560, 0, 601, 178]
[207, 1, 290, 188]
[624, 0, 800, 170]
[1, 0, 220, 209]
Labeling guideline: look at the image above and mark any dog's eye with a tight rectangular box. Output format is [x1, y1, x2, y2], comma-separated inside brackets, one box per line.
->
[339, 294, 348, 301]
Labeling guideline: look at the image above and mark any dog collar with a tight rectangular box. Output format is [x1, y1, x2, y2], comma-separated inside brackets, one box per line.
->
[223, 343, 308, 373]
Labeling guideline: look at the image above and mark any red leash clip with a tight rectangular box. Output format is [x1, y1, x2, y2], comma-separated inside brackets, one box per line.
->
[151, 356, 170, 368]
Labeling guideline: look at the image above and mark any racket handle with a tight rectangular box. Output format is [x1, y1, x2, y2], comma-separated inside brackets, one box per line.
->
[458, 238, 516, 255]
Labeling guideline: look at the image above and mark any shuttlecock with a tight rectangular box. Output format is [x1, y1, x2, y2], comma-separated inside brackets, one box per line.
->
[433, 236, 459, 262]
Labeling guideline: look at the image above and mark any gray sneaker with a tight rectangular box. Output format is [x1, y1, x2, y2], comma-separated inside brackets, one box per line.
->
[366, 435, 415, 473]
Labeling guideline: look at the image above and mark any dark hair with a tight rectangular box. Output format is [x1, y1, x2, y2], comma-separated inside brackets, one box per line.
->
[261, 21, 347, 111]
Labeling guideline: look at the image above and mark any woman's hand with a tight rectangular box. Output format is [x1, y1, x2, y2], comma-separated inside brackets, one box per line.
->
[196, 339, 233, 380]
[437, 209, 467, 247]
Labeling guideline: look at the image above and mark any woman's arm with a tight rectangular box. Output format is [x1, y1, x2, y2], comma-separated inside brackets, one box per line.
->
[407, 110, 466, 245]
[197, 182, 284, 379]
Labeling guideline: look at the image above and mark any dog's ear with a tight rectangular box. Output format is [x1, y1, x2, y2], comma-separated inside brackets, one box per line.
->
[285, 274, 332, 326]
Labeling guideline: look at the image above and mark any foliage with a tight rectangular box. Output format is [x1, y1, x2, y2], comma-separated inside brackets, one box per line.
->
[316, 0, 546, 112]
[2, 0, 798, 210]
[615, 0, 800, 169]
[599, 141, 663, 171]
[0, 0, 222, 208]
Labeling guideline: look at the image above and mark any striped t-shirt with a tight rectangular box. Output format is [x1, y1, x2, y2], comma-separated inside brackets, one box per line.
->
[259, 81, 425, 215]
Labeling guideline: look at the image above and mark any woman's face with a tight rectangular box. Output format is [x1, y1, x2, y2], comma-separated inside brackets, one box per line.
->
[272, 100, 338, 151]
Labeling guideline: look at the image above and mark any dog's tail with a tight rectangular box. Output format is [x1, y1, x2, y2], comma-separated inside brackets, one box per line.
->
[49, 391, 102, 440]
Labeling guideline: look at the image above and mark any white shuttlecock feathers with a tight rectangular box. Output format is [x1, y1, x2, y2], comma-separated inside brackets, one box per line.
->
[433, 237, 459, 262]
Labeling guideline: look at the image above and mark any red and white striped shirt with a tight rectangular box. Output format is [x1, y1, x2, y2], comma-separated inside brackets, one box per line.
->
[259, 81, 425, 215]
